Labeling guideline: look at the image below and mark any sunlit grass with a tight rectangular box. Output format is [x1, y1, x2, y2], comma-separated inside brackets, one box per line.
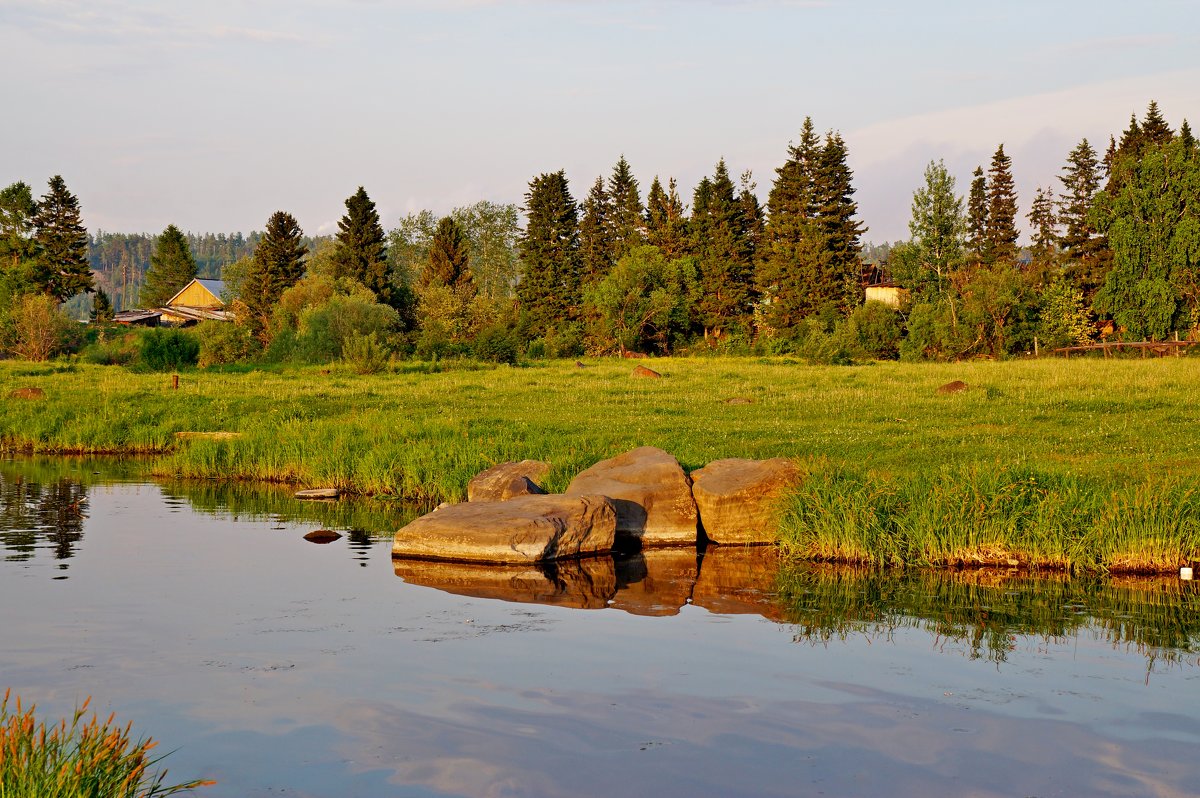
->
[0, 690, 213, 798]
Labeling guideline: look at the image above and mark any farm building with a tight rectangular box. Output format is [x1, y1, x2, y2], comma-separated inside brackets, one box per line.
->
[864, 283, 909, 309]
[158, 278, 233, 325]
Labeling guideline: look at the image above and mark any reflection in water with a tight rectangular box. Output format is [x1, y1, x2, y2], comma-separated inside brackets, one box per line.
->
[0, 467, 87, 566]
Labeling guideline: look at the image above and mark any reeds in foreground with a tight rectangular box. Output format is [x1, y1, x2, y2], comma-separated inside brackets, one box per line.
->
[0, 689, 213, 798]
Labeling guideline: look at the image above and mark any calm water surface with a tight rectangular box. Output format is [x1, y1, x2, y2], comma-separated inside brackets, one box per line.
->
[2, 458, 1198, 797]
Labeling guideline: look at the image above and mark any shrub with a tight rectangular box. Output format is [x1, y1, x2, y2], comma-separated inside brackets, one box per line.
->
[139, 328, 200, 371]
[342, 330, 391, 374]
[847, 300, 903, 360]
[197, 321, 261, 367]
[81, 329, 141, 365]
[4, 294, 75, 361]
[473, 324, 519, 364]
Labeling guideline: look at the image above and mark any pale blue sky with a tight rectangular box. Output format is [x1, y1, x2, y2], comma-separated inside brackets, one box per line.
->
[3, 0, 1197, 242]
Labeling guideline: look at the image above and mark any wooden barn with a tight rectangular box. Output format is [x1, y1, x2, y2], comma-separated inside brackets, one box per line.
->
[864, 283, 909, 309]
[159, 278, 233, 325]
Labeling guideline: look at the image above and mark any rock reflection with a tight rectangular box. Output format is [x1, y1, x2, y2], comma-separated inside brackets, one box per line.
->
[393, 557, 617, 609]
[611, 549, 698, 616]
[693, 544, 785, 620]
[0, 468, 87, 564]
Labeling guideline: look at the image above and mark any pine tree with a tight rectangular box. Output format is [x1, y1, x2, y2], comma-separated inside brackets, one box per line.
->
[517, 170, 580, 332]
[814, 132, 865, 314]
[691, 159, 754, 336]
[332, 186, 390, 303]
[966, 166, 988, 263]
[578, 177, 614, 285]
[1179, 119, 1196, 156]
[1141, 100, 1173, 148]
[644, 177, 688, 259]
[1056, 138, 1109, 300]
[1118, 113, 1143, 157]
[240, 211, 306, 341]
[32, 175, 92, 301]
[607, 156, 644, 259]
[422, 216, 472, 291]
[92, 288, 114, 322]
[737, 171, 765, 265]
[139, 224, 197, 308]
[984, 145, 1019, 263]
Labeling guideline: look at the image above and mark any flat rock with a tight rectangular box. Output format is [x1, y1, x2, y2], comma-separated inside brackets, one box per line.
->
[631, 365, 661, 379]
[936, 380, 968, 394]
[691, 458, 801, 544]
[174, 431, 243, 441]
[392, 493, 616, 564]
[392, 557, 616, 609]
[467, 460, 551, 502]
[722, 397, 754, 405]
[566, 446, 698, 547]
[9, 387, 45, 400]
[296, 488, 340, 499]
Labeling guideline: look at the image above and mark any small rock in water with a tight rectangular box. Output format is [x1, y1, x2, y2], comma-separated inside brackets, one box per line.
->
[304, 530, 342, 544]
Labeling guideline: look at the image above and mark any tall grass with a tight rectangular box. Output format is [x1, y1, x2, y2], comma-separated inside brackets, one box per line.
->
[0, 690, 213, 797]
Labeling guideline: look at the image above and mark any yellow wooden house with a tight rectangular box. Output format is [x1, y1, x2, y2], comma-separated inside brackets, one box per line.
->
[159, 278, 234, 325]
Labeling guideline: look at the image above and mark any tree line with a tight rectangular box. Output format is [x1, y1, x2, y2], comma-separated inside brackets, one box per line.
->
[2, 100, 1196, 365]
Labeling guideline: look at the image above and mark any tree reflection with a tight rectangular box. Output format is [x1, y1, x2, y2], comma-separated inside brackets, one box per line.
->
[0, 472, 87, 563]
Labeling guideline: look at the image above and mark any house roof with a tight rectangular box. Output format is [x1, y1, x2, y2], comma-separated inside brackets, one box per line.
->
[157, 306, 234, 323]
[114, 309, 163, 324]
[164, 278, 227, 308]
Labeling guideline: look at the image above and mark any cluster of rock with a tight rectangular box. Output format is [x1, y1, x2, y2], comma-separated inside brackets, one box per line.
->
[392, 446, 800, 564]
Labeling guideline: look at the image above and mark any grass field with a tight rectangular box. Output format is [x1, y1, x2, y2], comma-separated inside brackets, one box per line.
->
[2, 356, 1199, 572]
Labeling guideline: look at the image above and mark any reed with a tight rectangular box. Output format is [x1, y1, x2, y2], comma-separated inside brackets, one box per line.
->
[0, 690, 213, 797]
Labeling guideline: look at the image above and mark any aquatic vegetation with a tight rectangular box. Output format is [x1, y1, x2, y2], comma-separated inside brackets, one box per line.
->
[0, 690, 213, 797]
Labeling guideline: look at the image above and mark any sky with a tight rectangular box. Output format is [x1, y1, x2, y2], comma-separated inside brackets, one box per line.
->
[2, 0, 1198, 243]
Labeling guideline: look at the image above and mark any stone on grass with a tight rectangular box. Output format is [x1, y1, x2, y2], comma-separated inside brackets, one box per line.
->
[392, 493, 616, 564]
[9, 387, 45, 400]
[936, 380, 968, 394]
[690, 458, 801, 544]
[631, 365, 661, 379]
[467, 460, 551, 502]
[566, 446, 698, 547]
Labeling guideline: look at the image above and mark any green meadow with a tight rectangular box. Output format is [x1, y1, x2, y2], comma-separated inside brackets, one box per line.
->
[3, 356, 1199, 573]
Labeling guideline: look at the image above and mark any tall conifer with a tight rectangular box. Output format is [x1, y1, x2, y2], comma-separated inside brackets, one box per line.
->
[966, 167, 988, 263]
[422, 217, 472, 291]
[240, 210, 306, 341]
[737, 171, 765, 265]
[644, 177, 688, 258]
[333, 186, 390, 304]
[691, 160, 754, 335]
[517, 171, 580, 331]
[1026, 186, 1057, 274]
[815, 132, 865, 313]
[139, 224, 197, 307]
[1057, 138, 1109, 300]
[32, 175, 92, 301]
[607, 156, 644, 258]
[578, 177, 614, 285]
[1141, 100, 1173, 148]
[985, 145, 1019, 263]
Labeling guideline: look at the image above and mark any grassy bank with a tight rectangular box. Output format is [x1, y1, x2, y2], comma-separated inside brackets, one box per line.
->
[2, 357, 1199, 571]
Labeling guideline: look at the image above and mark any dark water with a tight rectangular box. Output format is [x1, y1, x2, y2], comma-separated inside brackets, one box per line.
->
[2, 459, 1199, 798]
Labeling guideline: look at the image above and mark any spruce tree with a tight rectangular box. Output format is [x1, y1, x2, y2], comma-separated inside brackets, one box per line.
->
[966, 166, 988, 263]
[517, 170, 580, 332]
[1180, 120, 1196, 155]
[1141, 100, 1173, 148]
[814, 132, 865, 314]
[240, 211, 306, 341]
[607, 156, 645, 258]
[92, 288, 114, 322]
[1026, 186, 1057, 274]
[1057, 138, 1109, 300]
[578, 177, 614, 285]
[32, 175, 92, 301]
[644, 177, 688, 258]
[139, 224, 197, 308]
[984, 145, 1019, 264]
[332, 186, 390, 303]
[0, 181, 38, 271]
[737, 171, 765, 266]
[422, 216, 472, 291]
[691, 159, 754, 336]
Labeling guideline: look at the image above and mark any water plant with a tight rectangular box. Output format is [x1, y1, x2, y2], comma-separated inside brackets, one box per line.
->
[0, 689, 213, 797]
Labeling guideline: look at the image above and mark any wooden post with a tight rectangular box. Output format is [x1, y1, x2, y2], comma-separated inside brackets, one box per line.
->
[172, 374, 179, 390]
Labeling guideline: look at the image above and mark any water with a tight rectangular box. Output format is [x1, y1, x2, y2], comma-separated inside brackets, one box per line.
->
[2, 458, 1199, 797]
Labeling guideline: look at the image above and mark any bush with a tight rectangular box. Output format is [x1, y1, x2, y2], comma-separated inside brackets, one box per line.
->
[81, 329, 140, 365]
[847, 301, 903, 360]
[4, 294, 76, 361]
[197, 321, 261, 367]
[342, 330, 391, 374]
[473, 324, 519, 364]
[139, 328, 200, 371]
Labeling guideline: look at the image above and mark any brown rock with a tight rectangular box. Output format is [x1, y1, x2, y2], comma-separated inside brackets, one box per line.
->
[692, 544, 784, 620]
[303, 530, 342, 544]
[566, 446, 698, 547]
[690, 458, 801, 544]
[295, 488, 340, 500]
[393, 557, 616, 610]
[174, 431, 243, 441]
[392, 493, 616, 564]
[467, 460, 551, 502]
[722, 397, 754, 405]
[9, 387, 45, 400]
[936, 380, 968, 394]
[631, 365, 661, 379]
[611, 549, 698, 617]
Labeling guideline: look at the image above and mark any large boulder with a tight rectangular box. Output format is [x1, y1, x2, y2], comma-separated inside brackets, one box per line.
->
[467, 460, 550, 502]
[690, 458, 801, 544]
[392, 493, 616, 564]
[393, 557, 617, 609]
[566, 446, 698, 547]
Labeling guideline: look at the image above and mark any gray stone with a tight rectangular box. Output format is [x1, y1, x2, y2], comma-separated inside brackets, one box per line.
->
[392, 493, 616, 564]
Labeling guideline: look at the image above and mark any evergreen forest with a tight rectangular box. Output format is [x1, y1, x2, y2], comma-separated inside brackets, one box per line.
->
[1, 101, 1198, 368]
